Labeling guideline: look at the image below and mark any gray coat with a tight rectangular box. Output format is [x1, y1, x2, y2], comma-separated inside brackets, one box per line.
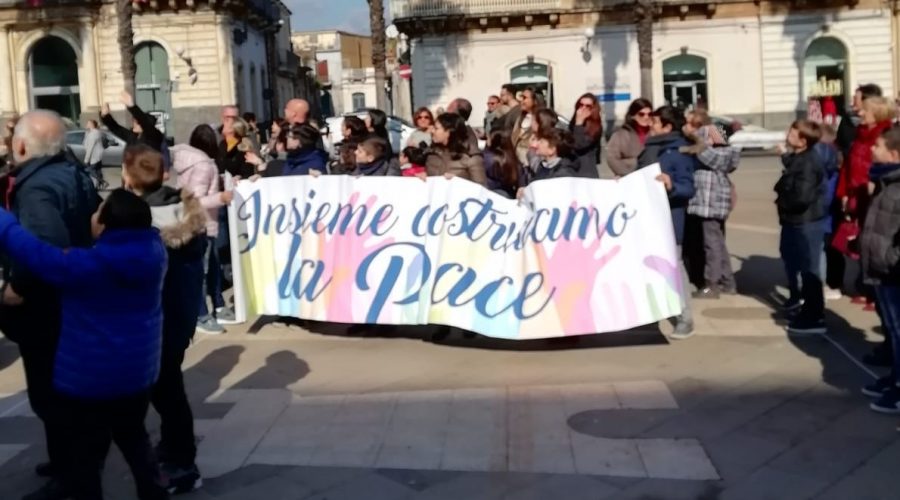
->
[83, 128, 105, 165]
[862, 166, 900, 286]
[606, 126, 643, 176]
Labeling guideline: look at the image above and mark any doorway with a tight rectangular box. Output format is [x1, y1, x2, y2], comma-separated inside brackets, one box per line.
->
[135, 41, 172, 136]
[29, 36, 81, 121]
[662, 54, 708, 110]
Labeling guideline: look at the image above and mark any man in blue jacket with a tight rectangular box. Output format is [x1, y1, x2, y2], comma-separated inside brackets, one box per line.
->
[0, 110, 100, 499]
[637, 106, 697, 340]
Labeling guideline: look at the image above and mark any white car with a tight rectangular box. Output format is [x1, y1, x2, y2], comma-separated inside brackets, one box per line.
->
[727, 124, 786, 151]
[324, 113, 415, 155]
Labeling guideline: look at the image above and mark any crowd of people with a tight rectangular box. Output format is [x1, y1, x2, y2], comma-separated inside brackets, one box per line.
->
[2, 76, 900, 498]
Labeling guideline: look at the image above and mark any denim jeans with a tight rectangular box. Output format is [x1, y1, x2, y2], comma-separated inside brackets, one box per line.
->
[874, 286, 900, 382]
[199, 236, 225, 319]
[780, 222, 825, 321]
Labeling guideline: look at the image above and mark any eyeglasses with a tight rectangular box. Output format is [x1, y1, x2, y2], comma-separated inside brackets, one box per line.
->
[578, 103, 594, 110]
[636, 111, 651, 117]
[416, 115, 431, 121]
[224, 115, 238, 120]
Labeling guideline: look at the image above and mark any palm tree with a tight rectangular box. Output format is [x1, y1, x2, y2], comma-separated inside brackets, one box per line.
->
[635, 0, 654, 100]
[117, 0, 136, 96]
[368, 0, 387, 110]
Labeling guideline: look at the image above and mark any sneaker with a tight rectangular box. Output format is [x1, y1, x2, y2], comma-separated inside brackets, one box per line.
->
[21, 479, 69, 500]
[870, 389, 900, 414]
[863, 347, 894, 367]
[824, 287, 842, 301]
[691, 287, 720, 299]
[215, 306, 239, 325]
[34, 461, 54, 478]
[196, 316, 225, 335]
[720, 285, 738, 296]
[781, 297, 803, 312]
[863, 302, 877, 312]
[670, 321, 695, 340]
[163, 463, 203, 495]
[862, 377, 897, 398]
[850, 295, 868, 305]
[787, 317, 826, 335]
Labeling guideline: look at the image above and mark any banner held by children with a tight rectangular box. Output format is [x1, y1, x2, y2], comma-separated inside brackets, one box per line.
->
[231, 165, 683, 339]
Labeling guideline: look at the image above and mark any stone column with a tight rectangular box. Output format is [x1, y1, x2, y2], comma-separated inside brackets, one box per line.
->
[78, 22, 100, 113]
[0, 26, 16, 117]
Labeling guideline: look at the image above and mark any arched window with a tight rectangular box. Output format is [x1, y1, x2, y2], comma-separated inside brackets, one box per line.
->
[30, 36, 80, 120]
[804, 37, 848, 104]
[135, 41, 171, 135]
[508, 61, 553, 109]
[662, 54, 708, 110]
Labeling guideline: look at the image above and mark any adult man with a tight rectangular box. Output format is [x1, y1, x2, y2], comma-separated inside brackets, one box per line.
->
[284, 99, 324, 150]
[636, 106, 697, 340]
[493, 84, 522, 132]
[83, 119, 107, 190]
[484, 95, 500, 137]
[447, 98, 481, 154]
[3, 110, 99, 499]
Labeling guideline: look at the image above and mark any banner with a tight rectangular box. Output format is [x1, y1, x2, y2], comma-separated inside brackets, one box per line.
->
[232, 165, 683, 339]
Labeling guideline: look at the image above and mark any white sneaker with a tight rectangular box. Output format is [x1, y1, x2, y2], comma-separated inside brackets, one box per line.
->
[824, 287, 843, 301]
[216, 306, 240, 325]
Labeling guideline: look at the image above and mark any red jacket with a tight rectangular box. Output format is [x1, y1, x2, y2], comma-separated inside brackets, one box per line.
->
[836, 120, 893, 217]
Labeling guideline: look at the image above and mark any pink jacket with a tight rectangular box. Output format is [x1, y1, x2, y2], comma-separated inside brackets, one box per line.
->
[171, 144, 222, 237]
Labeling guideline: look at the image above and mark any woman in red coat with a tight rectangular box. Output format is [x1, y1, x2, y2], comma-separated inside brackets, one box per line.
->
[836, 96, 895, 306]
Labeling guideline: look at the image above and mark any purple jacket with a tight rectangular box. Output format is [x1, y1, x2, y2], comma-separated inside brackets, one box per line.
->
[171, 144, 222, 237]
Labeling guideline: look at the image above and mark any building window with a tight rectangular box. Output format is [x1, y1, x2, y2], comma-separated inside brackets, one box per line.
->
[508, 62, 553, 110]
[662, 54, 708, 110]
[135, 41, 171, 135]
[804, 37, 848, 104]
[29, 36, 80, 121]
[352, 92, 366, 111]
[235, 62, 245, 111]
[249, 65, 258, 116]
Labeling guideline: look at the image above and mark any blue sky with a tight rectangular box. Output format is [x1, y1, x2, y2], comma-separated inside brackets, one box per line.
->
[287, 0, 381, 35]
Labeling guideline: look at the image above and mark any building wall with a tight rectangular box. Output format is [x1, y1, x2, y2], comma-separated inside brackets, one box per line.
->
[230, 24, 269, 119]
[409, 6, 894, 130]
[342, 68, 377, 112]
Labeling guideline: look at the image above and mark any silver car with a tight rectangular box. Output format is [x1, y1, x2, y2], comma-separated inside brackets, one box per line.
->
[65, 129, 127, 168]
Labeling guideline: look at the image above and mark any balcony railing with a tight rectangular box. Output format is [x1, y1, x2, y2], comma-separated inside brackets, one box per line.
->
[390, 0, 563, 19]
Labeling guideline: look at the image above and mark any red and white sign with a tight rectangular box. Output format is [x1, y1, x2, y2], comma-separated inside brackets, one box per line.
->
[398, 65, 412, 80]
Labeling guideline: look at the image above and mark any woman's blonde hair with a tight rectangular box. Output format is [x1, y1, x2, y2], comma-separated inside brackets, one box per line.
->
[864, 97, 896, 123]
[231, 118, 249, 139]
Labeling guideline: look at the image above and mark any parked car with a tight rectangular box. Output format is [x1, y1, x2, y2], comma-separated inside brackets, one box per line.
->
[324, 113, 415, 155]
[65, 129, 127, 168]
[727, 124, 786, 151]
[709, 115, 743, 139]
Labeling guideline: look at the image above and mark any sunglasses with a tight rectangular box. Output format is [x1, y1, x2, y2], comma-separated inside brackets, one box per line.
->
[578, 103, 594, 110]
[416, 115, 431, 120]
[636, 111, 651, 117]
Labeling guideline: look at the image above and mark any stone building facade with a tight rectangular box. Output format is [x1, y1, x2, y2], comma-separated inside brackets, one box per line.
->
[393, 0, 897, 130]
[0, 0, 296, 142]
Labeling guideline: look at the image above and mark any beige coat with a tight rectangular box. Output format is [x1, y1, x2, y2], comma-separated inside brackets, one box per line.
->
[606, 126, 643, 176]
[426, 149, 488, 186]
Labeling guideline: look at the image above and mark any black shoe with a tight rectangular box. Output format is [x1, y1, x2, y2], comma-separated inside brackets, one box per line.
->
[34, 461, 54, 478]
[692, 287, 720, 299]
[787, 317, 826, 335]
[781, 297, 803, 312]
[862, 376, 896, 398]
[163, 463, 203, 495]
[21, 479, 69, 500]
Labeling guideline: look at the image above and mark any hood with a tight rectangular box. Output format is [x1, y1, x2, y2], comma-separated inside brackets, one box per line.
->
[172, 144, 214, 175]
[142, 187, 207, 248]
[645, 132, 688, 149]
[285, 147, 327, 171]
[93, 228, 167, 286]
[871, 163, 900, 183]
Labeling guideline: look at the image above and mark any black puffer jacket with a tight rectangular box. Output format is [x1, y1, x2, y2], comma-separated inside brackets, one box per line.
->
[774, 149, 826, 225]
[862, 164, 900, 286]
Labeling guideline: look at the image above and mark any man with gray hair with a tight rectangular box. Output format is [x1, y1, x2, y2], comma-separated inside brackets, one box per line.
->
[2, 109, 99, 499]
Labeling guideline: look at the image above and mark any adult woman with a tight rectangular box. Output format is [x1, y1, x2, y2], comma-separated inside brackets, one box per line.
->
[606, 98, 653, 176]
[511, 88, 541, 166]
[522, 109, 560, 185]
[569, 93, 603, 178]
[217, 118, 257, 178]
[264, 118, 286, 159]
[835, 96, 895, 306]
[342, 116, 368, 143]
[426, 113, 487, 186]
[483, 130, 520, 198]
[408, 107, 434, 148]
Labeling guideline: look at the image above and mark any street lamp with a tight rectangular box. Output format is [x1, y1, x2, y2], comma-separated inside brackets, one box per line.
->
[581, 27, 595, 63]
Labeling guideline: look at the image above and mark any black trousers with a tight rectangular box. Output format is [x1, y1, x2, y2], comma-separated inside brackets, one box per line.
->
[151, 345, 196, 467]
[18, 337, 62, 468]
[54, 390, 168, 500]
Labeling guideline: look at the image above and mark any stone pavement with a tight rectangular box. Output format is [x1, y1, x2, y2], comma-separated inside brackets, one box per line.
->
[0, 157, 899, 499]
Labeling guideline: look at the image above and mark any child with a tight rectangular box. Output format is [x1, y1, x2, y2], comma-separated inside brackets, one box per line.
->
[815, 124, 843, 300]
[860, 126, 900, 414]
[122, 144, 208, 493]
[775, 120, 827, 334]
[353, 137, 390, 176]
[0, 189, 169, 499]
[399, 146, 427, 177]
[531, 128, 578, 181]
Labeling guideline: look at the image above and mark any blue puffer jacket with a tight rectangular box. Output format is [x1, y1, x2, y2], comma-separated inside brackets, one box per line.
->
[637, 132, 697, 244]
[0, 209, 168, 398]
[815, 142, 840, 232]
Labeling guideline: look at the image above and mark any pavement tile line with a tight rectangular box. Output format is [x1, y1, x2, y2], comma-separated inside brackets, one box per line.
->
[816, 332, 878, 380]
[240, 381, 720, 481]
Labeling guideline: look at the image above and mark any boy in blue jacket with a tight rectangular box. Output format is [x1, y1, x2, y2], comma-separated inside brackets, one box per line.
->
[0, 189, 169, 499]
[637, 105, 697, 340]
